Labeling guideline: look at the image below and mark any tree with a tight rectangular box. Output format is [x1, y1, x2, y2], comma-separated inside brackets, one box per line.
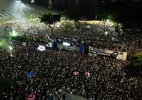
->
[39, 12, 60, 36]
[74, 19, 81, 30]
[124, 52, 142, 77]
[133, 52, 142, 70]
[60, 10, 70, 20]
[40, 12, 54, 25]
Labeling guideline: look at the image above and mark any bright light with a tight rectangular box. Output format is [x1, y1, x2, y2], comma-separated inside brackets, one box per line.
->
[0, 40, 6, 47]
[104, 31, 108, 35]
[87, 25, 92, 28]
[63, 42, 70, 46]
[16, 0, 21, 3]
[0, 42, 3, 47]
[31, 0, 35, 3]
[50, 25, 54, 27]
[9, 46, 13, 50]
[37, 45, 46, 51]
[46, 42, 52, 47]
[10, 29, 18, 37]
[106, 19, 112, 26]
[106, 19, 109, 22]
[55, 22, 61, 27]
[10, 54, 13, 57]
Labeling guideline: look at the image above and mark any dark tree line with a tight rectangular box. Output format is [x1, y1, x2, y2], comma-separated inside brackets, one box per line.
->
[21, 0, 142, 28]
[96, 0, 142, 28]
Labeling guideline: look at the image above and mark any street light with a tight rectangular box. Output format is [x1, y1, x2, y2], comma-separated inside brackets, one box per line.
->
[31, 0, 35, 3]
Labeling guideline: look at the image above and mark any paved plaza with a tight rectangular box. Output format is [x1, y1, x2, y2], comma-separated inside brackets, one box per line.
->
[0, 0, 59, 19]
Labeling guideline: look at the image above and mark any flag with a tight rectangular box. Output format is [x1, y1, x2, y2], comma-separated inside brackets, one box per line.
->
[85, 72, 90, 77]
[26, 93, 35, 100]
[73, 71, 79, 75]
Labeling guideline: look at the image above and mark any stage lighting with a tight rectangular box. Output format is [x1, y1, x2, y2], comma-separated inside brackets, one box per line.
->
[63, 42, 70, 46]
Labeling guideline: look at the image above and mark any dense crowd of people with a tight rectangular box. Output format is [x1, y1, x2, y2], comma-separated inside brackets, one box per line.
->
[0, 19, 142, 100]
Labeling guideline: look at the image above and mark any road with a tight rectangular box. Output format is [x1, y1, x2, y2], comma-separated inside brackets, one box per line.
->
[0, 0, 59, 19]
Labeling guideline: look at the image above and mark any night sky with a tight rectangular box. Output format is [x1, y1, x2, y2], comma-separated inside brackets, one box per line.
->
[32, 1, 142, 14]
[23, 0, 142, 27]
[11, 0, 142, 27]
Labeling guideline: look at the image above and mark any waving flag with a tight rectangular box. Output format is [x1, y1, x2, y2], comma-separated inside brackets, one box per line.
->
[26, 93, 35, 100]
[73, 71, 79, 75]
[85, 72, 90, 77]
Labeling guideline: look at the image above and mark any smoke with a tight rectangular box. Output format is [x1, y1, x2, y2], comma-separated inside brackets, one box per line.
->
[12, 0, 34, 20]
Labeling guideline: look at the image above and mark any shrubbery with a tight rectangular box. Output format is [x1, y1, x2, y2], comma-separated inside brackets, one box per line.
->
[133, 52, 142, 70]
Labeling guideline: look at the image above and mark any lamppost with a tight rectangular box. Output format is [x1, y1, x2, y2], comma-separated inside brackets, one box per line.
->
[48, 0, 52, 9]
[31, 0, 35, 3]
[8, 46, 13, 56]
[16, 0, 21, 13]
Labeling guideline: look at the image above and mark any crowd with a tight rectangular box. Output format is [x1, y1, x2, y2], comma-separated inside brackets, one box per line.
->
[0, 19, 142, 100]
[0, 18, 48, 37]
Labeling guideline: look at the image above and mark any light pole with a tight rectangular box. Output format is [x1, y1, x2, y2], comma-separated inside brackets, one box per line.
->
[48, 0, 52, 9]
[31, 0, 35, 3]
[16, 0, 21, 13]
